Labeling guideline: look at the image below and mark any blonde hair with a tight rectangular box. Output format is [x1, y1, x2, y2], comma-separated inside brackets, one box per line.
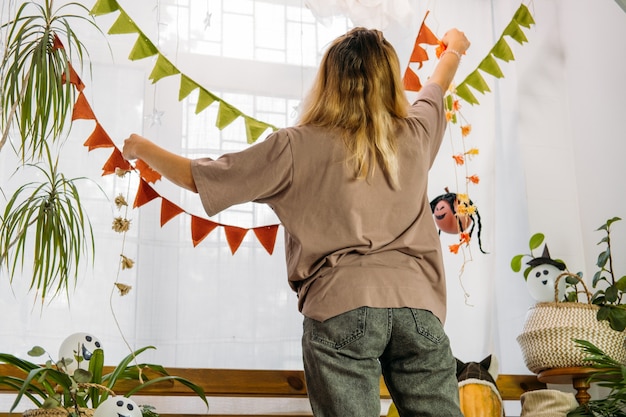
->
[298, 27, 409, 188]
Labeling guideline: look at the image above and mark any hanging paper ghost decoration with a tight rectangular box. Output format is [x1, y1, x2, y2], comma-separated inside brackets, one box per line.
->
[525, 245, 567, 302]
[58, 332, 102, 375]
[93, 397, 142, 417]
[429, 191, 486, 253]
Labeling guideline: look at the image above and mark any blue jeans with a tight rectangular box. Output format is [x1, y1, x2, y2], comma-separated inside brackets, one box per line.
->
[302, 307, 463, 417]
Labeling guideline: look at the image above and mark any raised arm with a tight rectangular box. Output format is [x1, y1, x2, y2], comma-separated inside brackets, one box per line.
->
[122, 133, 198, 193]
[427, 28, 471, 91]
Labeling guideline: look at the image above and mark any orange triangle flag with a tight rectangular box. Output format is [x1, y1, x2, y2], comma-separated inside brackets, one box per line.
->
[133, 179, 160, 208]
[52, 34, 64, 50]
[416, 18, 439, 46]
[403, 67, 423, 92]
[135, 159, 162, 183]
[84, 123, 114, 150]
[160, 198, 184, 226]
[224, 226, 248, 254]
[253, 225, 279, 255]
[72, 92, 96, 121]
[191, 216, 218, 247]
[102, 148, 131, 176]
[409, 45, 429, 68]
[62, 62, 85, 92]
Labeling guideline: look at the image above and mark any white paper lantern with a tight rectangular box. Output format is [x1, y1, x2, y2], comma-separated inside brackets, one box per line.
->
[526, 264, 566, 302]
[58, 332, 102, 375]
[93, 397, 142, 417]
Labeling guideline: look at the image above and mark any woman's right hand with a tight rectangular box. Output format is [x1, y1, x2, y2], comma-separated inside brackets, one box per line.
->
[441, 28, 470, 55]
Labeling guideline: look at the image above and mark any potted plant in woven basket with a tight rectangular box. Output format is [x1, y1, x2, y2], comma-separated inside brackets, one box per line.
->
[0, 339, 208, 417]
[511, 217, 626, 374]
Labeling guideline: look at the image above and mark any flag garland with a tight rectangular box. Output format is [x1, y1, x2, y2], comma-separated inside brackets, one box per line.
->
[66, 62, 281, 254]
[89, 0, 279, 144]
[403, 11, 439, 92]
[455, 4, 535, 105]
[74, 1, 534, 256]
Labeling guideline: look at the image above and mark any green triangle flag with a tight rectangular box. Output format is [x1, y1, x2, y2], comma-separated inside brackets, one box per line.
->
[464, 70, 491, 94]
[245, 117, 270, 144]
[196, 88, 218, 113]
[455, 83, 480, 105]
[478, 55, 504, 78]
[216, 102, 240, 130]
[107, 11, 139, 35]
[149, 54, 180, 83]
[513, 4, 535, 28]
[490, 38, 515, 62]
[90, 0, 119, 16]
[128, 36, 158, 60]
[179, 75, 199, 101]
[503, 20, 528, 45]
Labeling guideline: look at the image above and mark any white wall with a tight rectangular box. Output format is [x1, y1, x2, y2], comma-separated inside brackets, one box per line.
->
[1, 2, 626, 415]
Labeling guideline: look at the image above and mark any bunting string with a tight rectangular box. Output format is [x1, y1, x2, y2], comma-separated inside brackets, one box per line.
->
[67, 64, 281, 254]
[89, 0, 279, 144]
[71, 1, 533, 256]
[454, 3, 535, 105]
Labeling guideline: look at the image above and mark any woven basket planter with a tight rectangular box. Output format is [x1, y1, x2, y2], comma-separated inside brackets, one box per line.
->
[517, 273, 626, 374]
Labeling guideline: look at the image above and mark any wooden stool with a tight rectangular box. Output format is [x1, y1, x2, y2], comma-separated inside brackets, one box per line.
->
[536, 367, 596, 405]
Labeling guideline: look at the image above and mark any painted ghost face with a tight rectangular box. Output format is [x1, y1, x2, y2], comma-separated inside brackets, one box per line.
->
[93, 397, 142, 417]
[58, 332, 102, 375]
[526, 264, 566, 302]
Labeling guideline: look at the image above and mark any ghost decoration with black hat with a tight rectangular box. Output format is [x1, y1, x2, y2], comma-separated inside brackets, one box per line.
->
[525, 245, 568, 302]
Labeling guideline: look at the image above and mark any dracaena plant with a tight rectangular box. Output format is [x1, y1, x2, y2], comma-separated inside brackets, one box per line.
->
[0, 0, 105, 304]
[0, 144, 96, 303]
[0, 0, 101, 158]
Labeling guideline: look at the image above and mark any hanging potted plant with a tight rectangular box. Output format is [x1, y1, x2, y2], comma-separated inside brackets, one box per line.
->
[0, 0, 105, 304]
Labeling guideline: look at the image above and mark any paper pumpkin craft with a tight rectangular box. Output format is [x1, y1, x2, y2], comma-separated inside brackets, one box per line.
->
[456, 355, 504, 417]
[525, 245, 567, 302]
[429, 191, 486, 253]
[387, 355, 503, 417]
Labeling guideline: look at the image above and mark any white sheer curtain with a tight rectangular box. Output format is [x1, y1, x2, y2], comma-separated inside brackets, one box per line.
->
[2, 2, 626, 414]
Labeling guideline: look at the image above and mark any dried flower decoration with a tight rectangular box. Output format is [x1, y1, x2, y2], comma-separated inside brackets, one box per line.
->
[120, 255, 134, 270]
[115, 283, 132, 296]
[114, 194, 128, 210]
[115, 168, 130, 177]
[112, 217, 131, 233]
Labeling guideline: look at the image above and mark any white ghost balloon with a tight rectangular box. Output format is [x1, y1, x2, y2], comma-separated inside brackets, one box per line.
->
[526, 264, 566, 302]
[93, 397, 142, 417]
[58, 332, 102, 375]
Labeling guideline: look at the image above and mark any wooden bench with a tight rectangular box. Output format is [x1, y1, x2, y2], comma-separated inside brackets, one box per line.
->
[0, 365, 546, 416]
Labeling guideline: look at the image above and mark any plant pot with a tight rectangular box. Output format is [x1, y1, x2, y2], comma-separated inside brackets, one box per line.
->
[23, 408, 94, 417]
[517, 273, 626, 374]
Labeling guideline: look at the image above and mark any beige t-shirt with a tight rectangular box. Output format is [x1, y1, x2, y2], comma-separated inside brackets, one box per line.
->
[191, 82, 448, 323]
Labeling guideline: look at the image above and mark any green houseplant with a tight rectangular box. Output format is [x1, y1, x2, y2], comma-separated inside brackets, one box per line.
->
[0, 344, 208, 416]
[511, 217, 626, 331]
[512, 217, 626, 374]
[568, 339, 626, 417]
[0, 0, 104, 304]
